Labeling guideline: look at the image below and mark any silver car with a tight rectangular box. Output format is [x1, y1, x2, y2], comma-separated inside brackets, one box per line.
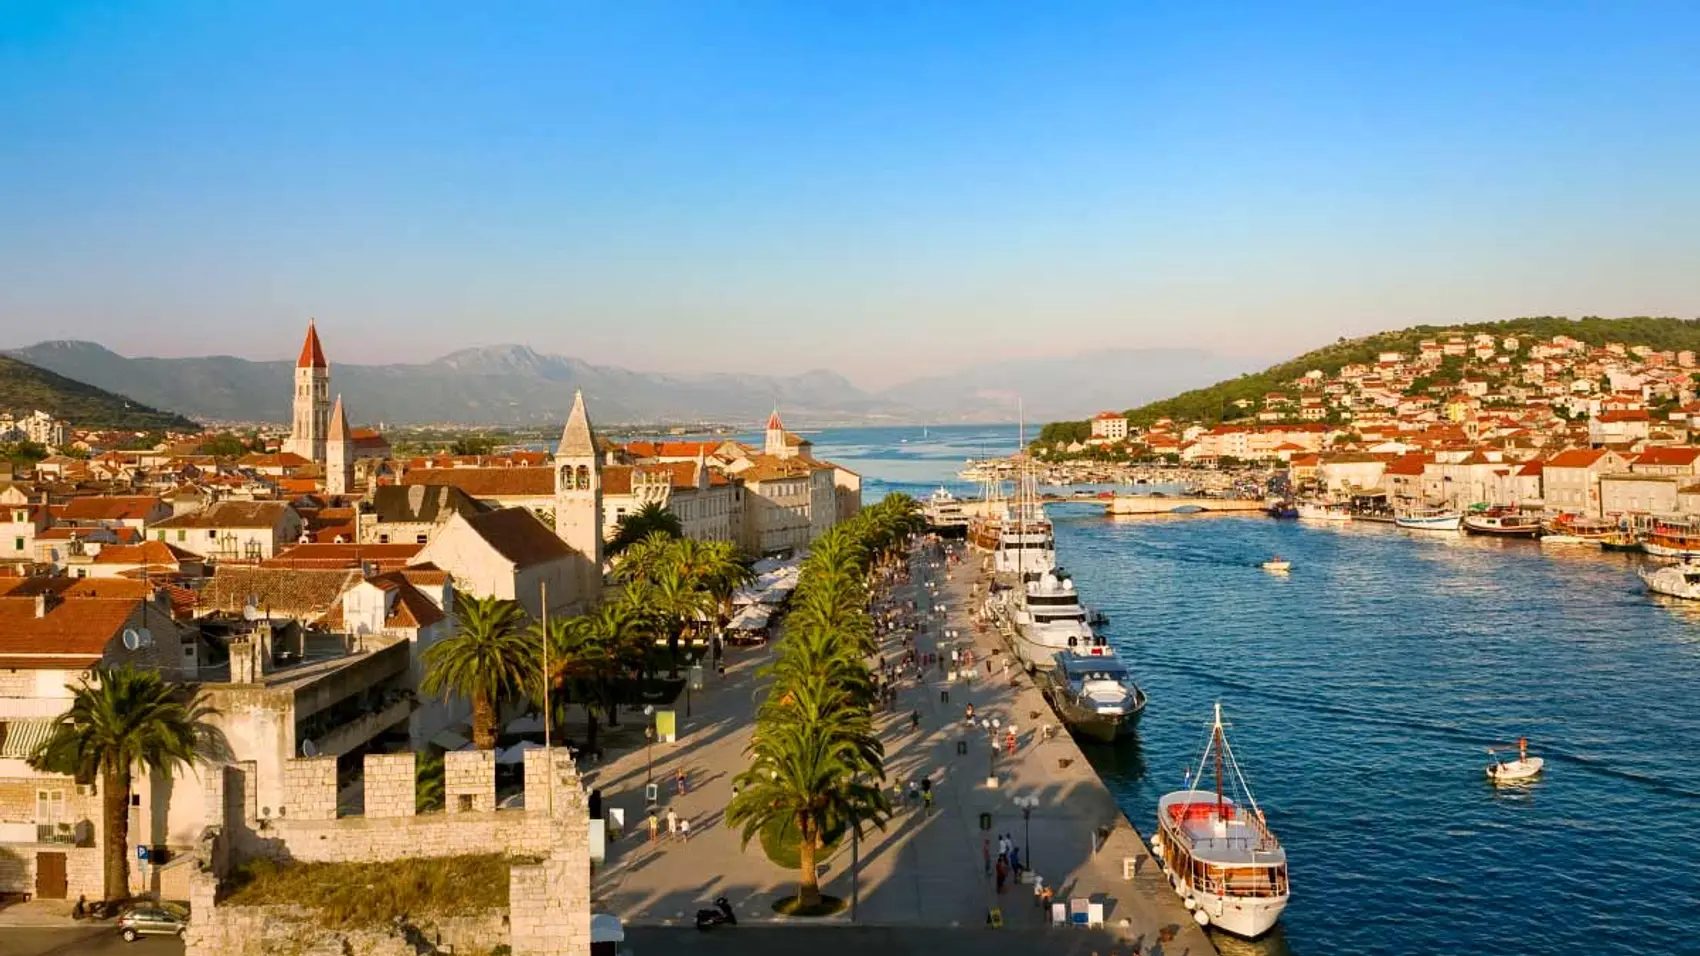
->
[117, 905, 186, 941]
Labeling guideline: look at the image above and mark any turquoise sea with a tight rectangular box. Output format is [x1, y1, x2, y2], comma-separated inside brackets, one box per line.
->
[805, 424, 1700, 956]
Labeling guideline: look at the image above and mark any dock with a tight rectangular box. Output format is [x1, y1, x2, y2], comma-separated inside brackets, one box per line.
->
[585, 539, 1217, 953]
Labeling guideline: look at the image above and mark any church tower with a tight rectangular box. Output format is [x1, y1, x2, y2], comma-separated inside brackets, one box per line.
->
[325, 395, 354, 496]
[285, 319, 331, 465]
[764, 409, 786, 457]
[555, 390, 603, 604]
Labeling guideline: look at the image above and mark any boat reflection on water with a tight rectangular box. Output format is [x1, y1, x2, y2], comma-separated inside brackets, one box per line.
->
[1211, 923, 1295, 956]
[1076, 727, 1147, 781]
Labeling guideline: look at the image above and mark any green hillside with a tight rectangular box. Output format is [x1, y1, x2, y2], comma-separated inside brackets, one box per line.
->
[1037, 316, 1700, 442]
[0, 355, 199, 431]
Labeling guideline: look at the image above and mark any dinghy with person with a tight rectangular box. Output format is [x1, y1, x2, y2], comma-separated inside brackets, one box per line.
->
[1260, 557, 1291, 573]
[1486, 737, 1544, 784]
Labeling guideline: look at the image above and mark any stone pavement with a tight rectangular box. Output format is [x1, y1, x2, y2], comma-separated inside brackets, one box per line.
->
[583, 539, 1214, 954]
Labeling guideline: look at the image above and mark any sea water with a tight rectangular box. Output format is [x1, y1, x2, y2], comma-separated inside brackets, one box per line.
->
[810, 424, 1699, 956]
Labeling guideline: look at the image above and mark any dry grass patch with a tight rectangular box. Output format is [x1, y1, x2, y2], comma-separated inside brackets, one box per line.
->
[225, 854, 537, 929]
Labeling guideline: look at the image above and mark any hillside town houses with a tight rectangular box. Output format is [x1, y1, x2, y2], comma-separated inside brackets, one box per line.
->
[0, 320, 861, 903]
[1055, 332, 1700, 523]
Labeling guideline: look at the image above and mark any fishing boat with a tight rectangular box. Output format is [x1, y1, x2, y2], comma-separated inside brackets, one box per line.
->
[1640, 562, 1700, 599]
[1395, 508, 1463, 532]
[1486, 738, 1544, 784]
[1264, 499, 1299, 520]
[1296, 501, 1352, 521]
[1153, 704, 1289, 938]
[1461, 508, 1541, 538]
[1260, 557, 1291, 573]
[1600, 531, 1643, 553]
[1037, 643, 1147, 743]
[1641, 517, 1700, 559]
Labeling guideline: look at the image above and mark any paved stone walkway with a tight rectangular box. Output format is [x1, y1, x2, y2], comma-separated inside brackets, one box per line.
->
[582, 540, 1215, 954]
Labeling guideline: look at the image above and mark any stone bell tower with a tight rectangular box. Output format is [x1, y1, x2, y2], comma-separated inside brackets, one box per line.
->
[554, 390, 603, 604]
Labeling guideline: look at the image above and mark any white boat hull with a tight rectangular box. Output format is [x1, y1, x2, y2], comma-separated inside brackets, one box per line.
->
[1641, 540, 1700, 559]
[1296, 504, 1351, 522]
[1539, 534, 1598, 547]
[1188, 887, 1288, 939]
[1640, 567, 1700, 600]
[1396, 513, 1462, 531]
[1486, 756, 1544, 783]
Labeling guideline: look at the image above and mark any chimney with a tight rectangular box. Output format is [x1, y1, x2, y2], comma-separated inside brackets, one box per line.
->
[34, 592, 51, 618]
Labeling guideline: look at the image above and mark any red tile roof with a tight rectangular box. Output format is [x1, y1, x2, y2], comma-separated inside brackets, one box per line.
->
[298, 319, 328, 369]
[1634, 446, 1700, 466]
[263, 543, 423, 572]
[1546, 448, 1610, 468]
[58, 496, 162, 522]
[461, 508, 575, 567]
[400, 467, 554, 498]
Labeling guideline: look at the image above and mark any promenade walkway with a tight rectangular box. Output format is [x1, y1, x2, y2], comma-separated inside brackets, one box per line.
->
[582, 539, 1214, 955]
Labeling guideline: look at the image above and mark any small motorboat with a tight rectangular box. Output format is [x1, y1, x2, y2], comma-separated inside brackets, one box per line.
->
[1486, 737, 1544, 784]
[1261, 557, 1292, 573]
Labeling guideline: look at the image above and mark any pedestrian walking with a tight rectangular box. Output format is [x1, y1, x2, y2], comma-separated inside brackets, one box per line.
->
[1010, 844, 1022, 879]
[995, 857, 1008, 894]
[666, 807, 678, 840]
[982, 837, 991, 876]
[1006, 727, 1018, 755]
[921, 776, 933, 812]
[647, 813, 659, 844]
[911, 709, 921, 732]
[675, 767, 689, 795]
[679, 817, 691, 841]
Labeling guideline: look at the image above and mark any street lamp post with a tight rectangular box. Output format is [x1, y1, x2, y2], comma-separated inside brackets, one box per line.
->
[986, 717, 1002, 787]
[643, 705, 656, 783]
[1013, 795, 1039, 873]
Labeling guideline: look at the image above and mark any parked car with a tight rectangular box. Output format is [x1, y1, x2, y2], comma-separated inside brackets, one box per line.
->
[117, 905, 186, 941]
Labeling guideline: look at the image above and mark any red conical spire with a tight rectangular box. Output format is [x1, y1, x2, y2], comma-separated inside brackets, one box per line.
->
[297, 319, 328, 369]
[766, 409, 783, 431]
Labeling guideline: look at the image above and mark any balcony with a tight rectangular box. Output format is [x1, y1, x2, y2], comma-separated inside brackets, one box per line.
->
[305, 697, 415, 758]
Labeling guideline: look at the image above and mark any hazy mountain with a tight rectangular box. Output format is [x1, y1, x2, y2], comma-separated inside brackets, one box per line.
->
[0, 354, 197, 431]
[5, 340, 1251, 427]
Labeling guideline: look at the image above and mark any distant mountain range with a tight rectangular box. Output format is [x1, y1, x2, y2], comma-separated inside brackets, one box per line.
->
[4, 340, 1260, 427]
[0, 355, 198, 432]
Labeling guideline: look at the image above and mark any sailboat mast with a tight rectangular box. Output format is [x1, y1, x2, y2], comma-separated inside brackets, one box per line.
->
[1213, 703, 1226, 819]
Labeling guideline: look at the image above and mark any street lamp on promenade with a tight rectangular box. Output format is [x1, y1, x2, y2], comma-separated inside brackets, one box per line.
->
[986, 717, 1002, 788]
[1013, 794, 1040, 872]
[643, 705, 656, 783]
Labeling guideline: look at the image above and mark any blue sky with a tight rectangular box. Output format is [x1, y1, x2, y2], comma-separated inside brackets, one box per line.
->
[2, 2, 1697, 386]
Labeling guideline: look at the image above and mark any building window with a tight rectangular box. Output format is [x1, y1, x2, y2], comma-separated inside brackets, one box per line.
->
[379, 534, 390, 544]
[416, 534, 428, 544]
[12, 537, 20, 552]
[36, 789, 65, 825]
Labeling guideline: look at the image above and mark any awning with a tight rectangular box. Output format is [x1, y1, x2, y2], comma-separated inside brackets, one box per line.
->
[0, 718, 57, 759]
[497, 740, 544, 765]
[428, 728, 472, 752]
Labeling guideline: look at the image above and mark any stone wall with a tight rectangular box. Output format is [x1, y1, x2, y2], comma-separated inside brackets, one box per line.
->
[0, 844, 103, 899]
[279, 756, 337, 822]
[362, 753, 415, 819]
[445, 750, 494, 814]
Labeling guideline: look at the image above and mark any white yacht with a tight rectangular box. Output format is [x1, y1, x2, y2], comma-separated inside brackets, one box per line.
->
[1395, 508, 1463, 532]
[1640, 562, 1700, 600]
[1153, 704, 1289, 939]
[1296, 501, 1351, 521]
[1003, 570, 1092, 670]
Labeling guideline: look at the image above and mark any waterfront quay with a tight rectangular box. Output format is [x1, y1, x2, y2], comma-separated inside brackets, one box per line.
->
[585, 538, 1214, 953]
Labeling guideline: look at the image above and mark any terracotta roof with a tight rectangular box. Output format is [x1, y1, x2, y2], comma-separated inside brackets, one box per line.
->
[400, 566, 450, 587]
[400, 467, 553, 498]
[58, 496, 162, 522]
[238, 452, 313, 469]
[1383, 453, 1432, 477]
[1546, 448, 1610, 468]
[766, 410, 783, 430]
[298, 319, 328, 369]
[740, 455, 827, 482]
[92, 541, 201, 565]
[1598, 409, 1650, 423]
[371, 484, 489, 524]
[1518, 461, 1545, 476]
[152, 501, 294, 530]
[200, 566, 360, 621]
[602, 461, 723, 497]
[263, 542, 423, 572]
[368, 573, 446, 628]
[461, 508, 574, 568]
[1634, 446, 1700, 466]
[0, 593, 139, 664]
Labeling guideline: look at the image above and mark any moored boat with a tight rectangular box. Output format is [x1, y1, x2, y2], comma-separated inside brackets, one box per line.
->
[1486, 737, 1544, 784]
[1462, 508, 1541, 538]
[1264, 499, 1299, 520]
[1640, 562, 1700, 599]
[1395, 508, 1463, 532]
[1154, 704, 1288, 938]
[1641, 517, 1700, 559]
[1296, 501, 1352, 521]
[1037, 643, 1147, 743]
[1600, 531, 1643, 553]
[999, 569, 1094, 670]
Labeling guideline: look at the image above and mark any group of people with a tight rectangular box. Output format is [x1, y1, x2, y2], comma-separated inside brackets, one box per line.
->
[987, 832, 1026, 893]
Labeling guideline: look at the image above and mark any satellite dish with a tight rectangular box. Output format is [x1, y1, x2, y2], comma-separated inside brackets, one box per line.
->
[242, 604, 262, 622]
[301, 739, 318, 758]
[122, 628, 141, 651]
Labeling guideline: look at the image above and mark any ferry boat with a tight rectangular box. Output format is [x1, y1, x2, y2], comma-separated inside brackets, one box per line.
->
[1036, 643, 1147, 743]
[921, 487, 970, 531]
[1002, 569, 1093, 670]
[1640, 561, 1700, 599]
[1395, 508, 1463, 532]
[1641, 517, 1700, 559]
[1296, 501, 1352, 522]
[1153, 704, 1289, 938]
[1461, 508, 1541, 538]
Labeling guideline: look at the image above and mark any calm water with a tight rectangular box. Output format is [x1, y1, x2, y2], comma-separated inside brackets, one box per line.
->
[808, 425, 1700, 956]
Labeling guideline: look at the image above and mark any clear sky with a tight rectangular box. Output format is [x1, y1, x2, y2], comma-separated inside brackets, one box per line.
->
[2, 2, 1697, 387]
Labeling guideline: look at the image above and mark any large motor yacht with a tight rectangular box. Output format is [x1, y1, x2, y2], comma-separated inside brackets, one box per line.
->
[1153, 704, 1289, 939]
[1002, 569, 1092, 670]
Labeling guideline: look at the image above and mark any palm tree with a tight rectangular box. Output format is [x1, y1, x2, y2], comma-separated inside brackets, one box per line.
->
[422, 594, 534, 750]
[612, 531, 680, 587]
[607, 503, 683, 557]
[535, 602, 634, 754]
[646, 561, 715, 677]
[30, 665, 215, 902]
[726, 718, 888, 908]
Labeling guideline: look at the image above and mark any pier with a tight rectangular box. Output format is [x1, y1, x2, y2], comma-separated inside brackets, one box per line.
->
[1095, 495, 1264, 516]
[585, 539, 1216, 953]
